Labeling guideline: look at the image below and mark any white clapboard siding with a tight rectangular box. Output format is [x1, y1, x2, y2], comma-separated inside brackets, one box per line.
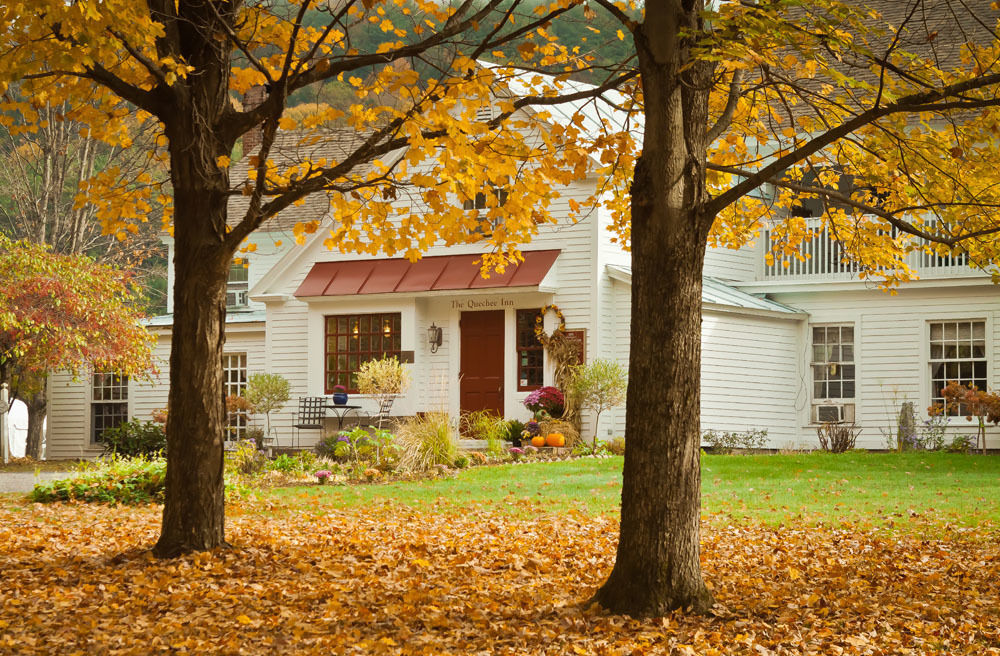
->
[703, 242, 760, 282]
[46, 372, 97, 460]
[700, 313, 802, 445]
[771, 284, 1000, 449]
[605, 275, 802, 447]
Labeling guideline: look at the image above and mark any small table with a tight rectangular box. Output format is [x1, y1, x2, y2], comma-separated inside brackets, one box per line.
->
[324, 403, 363, 430]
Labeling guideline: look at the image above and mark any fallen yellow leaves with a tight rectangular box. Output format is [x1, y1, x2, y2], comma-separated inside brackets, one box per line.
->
[1, 500, 999, 654]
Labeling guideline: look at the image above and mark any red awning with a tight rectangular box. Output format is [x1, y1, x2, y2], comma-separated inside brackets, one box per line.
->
[294, 250, 559, 297]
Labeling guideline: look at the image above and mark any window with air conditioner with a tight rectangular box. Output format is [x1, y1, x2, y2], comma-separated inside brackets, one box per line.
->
[811, 324, 855, 423]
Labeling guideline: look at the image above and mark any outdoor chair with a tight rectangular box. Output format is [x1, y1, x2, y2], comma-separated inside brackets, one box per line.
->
[373, 397, 394, 430]
[292, 397, 326, 449]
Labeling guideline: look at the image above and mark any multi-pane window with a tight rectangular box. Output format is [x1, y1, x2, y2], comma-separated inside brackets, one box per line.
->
[930, 320, 987, 414]
[325, 313, 401, 393]
[226, 261, 249, 308]
[462, 187, 508, 211]
[811, 325, 855, 399]
[223, 353, 248, 440]
[92, 373, 128, 443]
[516, 309, 543, 391]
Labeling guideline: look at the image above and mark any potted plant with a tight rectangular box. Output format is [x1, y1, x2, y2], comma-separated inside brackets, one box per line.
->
[331, 384, 349, 406]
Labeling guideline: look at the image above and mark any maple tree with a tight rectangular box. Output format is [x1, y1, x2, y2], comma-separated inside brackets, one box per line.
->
[0, 235, 155, 456]
[0, 0, 631, 559]
[5, 0, 1000, 619]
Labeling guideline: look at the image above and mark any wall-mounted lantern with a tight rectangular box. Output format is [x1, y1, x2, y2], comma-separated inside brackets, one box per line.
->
[427, 323, 443, 353]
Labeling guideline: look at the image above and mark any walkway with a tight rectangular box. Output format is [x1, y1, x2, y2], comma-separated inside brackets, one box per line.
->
[0, 471, 71, 494]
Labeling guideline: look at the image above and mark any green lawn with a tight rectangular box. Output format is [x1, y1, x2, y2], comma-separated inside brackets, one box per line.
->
[265, 452, 1000, 531]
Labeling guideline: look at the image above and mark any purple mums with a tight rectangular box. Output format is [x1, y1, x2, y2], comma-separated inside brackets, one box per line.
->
[523, 386, 564, 417]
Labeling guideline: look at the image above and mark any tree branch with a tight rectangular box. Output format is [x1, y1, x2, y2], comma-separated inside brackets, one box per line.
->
[705, 71, 1000, 217]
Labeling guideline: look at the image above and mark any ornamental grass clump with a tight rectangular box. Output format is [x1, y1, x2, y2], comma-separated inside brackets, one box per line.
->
[395, 412, 457, 471]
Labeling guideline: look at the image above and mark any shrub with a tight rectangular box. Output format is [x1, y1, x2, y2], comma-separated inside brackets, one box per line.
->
[453, 454, 470, 469]
[702, 428, 769, 454]
[227, 440, 267, 476]
[566, 359, 627, 444]
[946, 434, 975, 453]
[100, 419, 166, 458]
[523, 386, 565, 418]
[918, 414, 949, 451]
[504, 419, 526, 443]
[462, 411, 508, 455]
[243, 373, 291, 438]
[30, 456, 165, 504]
[816, 423, 860, 453]
[396, 412, 457, 471]
[357, 356, 410, 399]
[316, 434, 343, 458]
[606, 436, 626, 455]
[269, 453, 302, 473]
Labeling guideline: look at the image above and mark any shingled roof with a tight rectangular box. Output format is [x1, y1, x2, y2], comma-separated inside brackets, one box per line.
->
[227, 129, 374, 233]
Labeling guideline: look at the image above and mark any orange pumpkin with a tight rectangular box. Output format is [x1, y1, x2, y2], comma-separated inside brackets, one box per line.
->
[531, 435, 546, 448]
[545, 432, 566, 447]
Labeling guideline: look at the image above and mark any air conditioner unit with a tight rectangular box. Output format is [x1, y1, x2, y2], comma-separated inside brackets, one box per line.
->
[813, 403, 855, 423]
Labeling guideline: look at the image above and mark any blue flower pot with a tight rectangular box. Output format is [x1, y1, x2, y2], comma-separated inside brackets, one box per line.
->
[333, 392, 348, 405]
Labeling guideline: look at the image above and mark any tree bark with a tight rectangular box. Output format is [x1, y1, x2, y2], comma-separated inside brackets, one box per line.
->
[24, 387, 46, 460]
[151, 9, 238, 555]
[593, 1, 717, 616]
[152, 160, 232, 557]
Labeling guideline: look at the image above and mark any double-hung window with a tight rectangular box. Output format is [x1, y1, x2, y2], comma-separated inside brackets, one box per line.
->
[811, 325, 855, 400]
[227, 261, 249, 308]
[929, 320, 986, 415]
[92, 373, 129, 443]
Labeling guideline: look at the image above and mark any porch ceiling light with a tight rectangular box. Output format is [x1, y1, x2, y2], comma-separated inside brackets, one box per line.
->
[428, 323, 443, 353]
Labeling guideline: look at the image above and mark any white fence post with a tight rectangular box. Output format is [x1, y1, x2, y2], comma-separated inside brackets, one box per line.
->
[1, 383, 9, 465]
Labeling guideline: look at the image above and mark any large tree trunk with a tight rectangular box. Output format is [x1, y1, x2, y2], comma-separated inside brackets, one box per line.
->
[151, 17, 238, 555]
[593, 1, 716, 616]
[24, 387, 46, 460]
[152, 164, 233, 557]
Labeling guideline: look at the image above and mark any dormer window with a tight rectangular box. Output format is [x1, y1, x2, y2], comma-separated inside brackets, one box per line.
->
[462, 187, 509, 211]
[227, 261, 249, 308]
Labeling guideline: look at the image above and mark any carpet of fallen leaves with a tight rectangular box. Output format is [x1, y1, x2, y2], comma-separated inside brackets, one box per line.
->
[2, 498, 1000, 655]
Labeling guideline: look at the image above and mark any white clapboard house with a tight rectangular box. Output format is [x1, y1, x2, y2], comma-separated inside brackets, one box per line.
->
[44, 45, 1000, 458]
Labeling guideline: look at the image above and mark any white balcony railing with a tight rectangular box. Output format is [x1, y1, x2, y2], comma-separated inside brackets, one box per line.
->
[762, 224, 985, 281]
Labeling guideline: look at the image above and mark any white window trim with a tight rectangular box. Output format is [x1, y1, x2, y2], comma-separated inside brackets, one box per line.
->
[809, 322, 857, 400]
[223, 352, 248, 441]
[925, 317, 990, 416]
[89, 372, 131, 445]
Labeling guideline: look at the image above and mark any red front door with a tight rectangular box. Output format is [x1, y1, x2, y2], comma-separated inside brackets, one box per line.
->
[460, 310, 505, 415]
